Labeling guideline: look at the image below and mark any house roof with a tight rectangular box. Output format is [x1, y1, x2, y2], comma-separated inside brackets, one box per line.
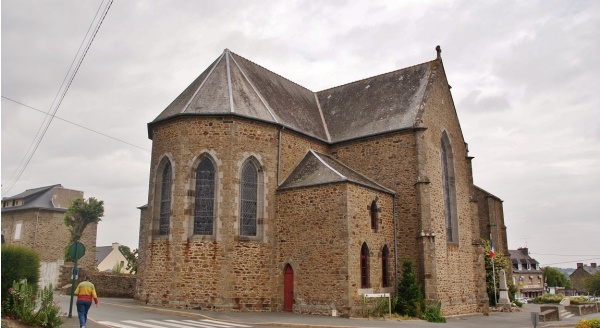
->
[574, 265, 600, 276]
[278, 150, 394, 194]
[1, 184, 79, 213]
[509, 249, 540, 267]
[149, 49, 438, 143]
[95, 246, 113, 265]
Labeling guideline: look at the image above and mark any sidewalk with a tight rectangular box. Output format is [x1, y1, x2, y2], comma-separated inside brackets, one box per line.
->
[57, 295, 600, 328]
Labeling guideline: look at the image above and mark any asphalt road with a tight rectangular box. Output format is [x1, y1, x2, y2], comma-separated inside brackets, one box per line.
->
[55, 293, 599, 328]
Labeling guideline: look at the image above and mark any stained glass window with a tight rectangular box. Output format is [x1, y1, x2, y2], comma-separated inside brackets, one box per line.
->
[361, 243, 369, 288]
[159, 161, 172, 235]
[240, 161, 258, 236]
[194, 158, 215, 235]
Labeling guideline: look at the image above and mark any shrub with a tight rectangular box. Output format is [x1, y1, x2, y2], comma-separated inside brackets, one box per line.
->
[420, 301, 446, 323]
[1, 280, 64, 327]
[394, 260, 425, 317]
[575, 318, 600, 328]
[361, 296, 390, 318]
[112, 261, 124, 274]
[569, 296, 589, 305]
[531, 293, 563, 304]
[1, 245, 40, 296]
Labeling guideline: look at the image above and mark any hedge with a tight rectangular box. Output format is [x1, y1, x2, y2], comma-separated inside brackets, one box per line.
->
[1, 244, 40, 296]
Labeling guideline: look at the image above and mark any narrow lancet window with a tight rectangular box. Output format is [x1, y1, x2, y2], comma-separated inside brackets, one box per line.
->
[159, 161, 172, 235]
[194, 158, 215, 235]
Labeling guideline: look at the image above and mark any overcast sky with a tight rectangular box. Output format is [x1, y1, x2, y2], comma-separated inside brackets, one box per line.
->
[2, 0, 599, 269]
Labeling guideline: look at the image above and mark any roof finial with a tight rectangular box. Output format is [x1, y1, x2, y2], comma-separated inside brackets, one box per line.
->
[436, 45, 441, 59]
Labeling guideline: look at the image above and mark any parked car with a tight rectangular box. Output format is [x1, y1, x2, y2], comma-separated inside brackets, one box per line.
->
[516, 297, 528, 304]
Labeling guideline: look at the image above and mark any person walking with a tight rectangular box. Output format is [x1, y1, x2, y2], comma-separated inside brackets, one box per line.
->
[74, 275, 99, 328]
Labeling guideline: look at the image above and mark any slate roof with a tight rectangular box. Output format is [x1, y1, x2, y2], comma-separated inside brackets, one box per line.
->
[1, 184, 74, 213]
[278, 150, 394, 194]
[95, 246, 112, 265]
[150, 49, 437, 143]
[509, 249, 541, 274]
[575, 265, 600, 276]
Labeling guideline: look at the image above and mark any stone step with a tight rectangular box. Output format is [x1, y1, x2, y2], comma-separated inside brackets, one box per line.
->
[559, 309, 574, 319]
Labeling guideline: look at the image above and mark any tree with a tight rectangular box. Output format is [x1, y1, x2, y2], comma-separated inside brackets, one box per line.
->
[118, 245, 138, 274]
[63, 197, 104, 244]
[394, 260, 425, 317]
[483, 238, 514, 305]
[585, 271, 600, 296]
[543, 266, 571, 288]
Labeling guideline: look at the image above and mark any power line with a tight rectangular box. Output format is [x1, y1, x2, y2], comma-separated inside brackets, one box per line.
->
[542, 257, 600, 266]
[3, 0, 114, 195]
[531, 253, 600, 257]
[1, 96, 150, 152]
[4, 2, 109, 188]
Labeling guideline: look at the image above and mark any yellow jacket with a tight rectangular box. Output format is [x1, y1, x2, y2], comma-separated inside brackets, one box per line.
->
[74, 281, 98, 304]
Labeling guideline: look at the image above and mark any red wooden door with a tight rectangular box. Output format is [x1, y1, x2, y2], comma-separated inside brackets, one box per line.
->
[283, 264, 294, 312]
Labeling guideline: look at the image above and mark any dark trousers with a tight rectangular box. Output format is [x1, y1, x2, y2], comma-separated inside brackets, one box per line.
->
[76, 300, 92, 327]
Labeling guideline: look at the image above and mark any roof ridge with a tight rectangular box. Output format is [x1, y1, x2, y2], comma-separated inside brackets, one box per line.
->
[228, 50, 279, 123]
[181, 51, 226, 113]
[310, 150, 346, 180]
[317, 59, 437, 94]
[228, 50, 316, 94]
[312, 151, 395, 194]
[2, 184, 62, 200]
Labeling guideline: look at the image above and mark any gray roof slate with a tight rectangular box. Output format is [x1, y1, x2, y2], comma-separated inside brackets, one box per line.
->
[150, 49, 438, 143]
[1, 184, 70, 213]
[509, 249, 539, 265]
[95, 246, 112, 265]
[278, 150, 394, 194]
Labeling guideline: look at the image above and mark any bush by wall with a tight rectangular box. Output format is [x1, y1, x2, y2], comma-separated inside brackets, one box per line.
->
[531, 293, 563, 304]
[575, 318, 600, 328]
[1, 245, 40, 296]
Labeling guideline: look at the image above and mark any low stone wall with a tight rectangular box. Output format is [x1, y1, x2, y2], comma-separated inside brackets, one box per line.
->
[539, 306, 560, 322]
[59, 263, 136, 298]
[565, 303, 599, 316]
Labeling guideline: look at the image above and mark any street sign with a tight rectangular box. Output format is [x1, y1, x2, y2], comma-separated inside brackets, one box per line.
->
[67, 241, 85, 319]
[68, 241, 85, 260]
[531, 312, 539, 328]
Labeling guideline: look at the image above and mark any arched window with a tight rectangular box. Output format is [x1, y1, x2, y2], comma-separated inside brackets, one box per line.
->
[360, 243, 370, 288]
[381, 245, 390, 287]
[370, 200, 378, 231]
[240, 160, 258, 236]
[159, 161, 172, 235]
[194, 157, 215, 235]
[441, 131, 458, 243]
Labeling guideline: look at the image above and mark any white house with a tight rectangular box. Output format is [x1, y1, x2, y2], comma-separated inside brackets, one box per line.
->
[95, 242, 130, 273]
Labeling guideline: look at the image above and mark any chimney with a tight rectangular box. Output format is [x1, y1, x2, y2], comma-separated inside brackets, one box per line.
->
[592, 263, 597, 268]
[519, 247, 529, 256]
[577, 263, 583, 269]
[436, 45, 442, 59]
[112, 242, 119, 250]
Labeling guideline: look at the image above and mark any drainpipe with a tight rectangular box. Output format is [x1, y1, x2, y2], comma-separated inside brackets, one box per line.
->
[34, 209, 41, 247]
[393, 194, 398, 290]
[277, 127, 285, 186]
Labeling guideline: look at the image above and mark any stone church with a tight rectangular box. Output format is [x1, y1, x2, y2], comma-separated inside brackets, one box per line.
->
[137, 47, 496, 316]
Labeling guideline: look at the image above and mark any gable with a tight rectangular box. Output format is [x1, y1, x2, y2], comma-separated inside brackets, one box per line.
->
[278, 150, 394, 194]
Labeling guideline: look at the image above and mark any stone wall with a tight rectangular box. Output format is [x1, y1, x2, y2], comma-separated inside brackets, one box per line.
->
[59, 264, 136, 298]
[1, 209, 96, 269]
[139, 117, 281, 311]
[475, 187, 508, 257]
